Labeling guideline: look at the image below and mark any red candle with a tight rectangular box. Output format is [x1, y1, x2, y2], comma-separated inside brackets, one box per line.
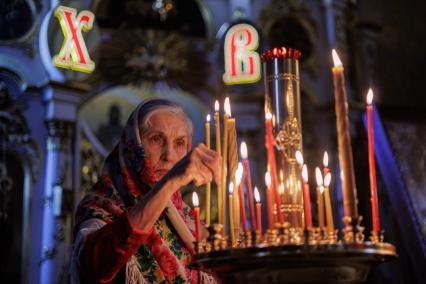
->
[254, 187, 262, 234]
[367, 89, 380, 233]
[302, 164, 312, 228]
[265, 172, 274, 230]
[192, 192, 201, 241]
[240, 141, 256, 230]
[265, 112, 283, 224]
[323, 151, 330, 177]
[236, 163, 248, 233]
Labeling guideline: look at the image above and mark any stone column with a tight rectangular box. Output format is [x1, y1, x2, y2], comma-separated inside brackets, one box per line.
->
[39, 85, 81, 284]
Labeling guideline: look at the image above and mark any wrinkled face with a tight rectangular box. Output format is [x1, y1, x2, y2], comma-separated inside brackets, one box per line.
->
[141, 111, 192, 180]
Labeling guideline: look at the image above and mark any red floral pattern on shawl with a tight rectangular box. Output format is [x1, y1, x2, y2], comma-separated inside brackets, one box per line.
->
[74, 100, 199, 283]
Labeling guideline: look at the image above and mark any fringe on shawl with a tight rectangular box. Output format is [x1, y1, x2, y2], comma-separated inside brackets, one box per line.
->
[126, 255, 148, 284]
[70, 219, 107, 284]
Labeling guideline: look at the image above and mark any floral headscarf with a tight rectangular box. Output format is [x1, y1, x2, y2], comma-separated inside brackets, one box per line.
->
[74, 99, 210, 283]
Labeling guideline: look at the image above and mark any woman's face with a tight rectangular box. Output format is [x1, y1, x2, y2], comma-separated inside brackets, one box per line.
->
[141, 111, 192, 180]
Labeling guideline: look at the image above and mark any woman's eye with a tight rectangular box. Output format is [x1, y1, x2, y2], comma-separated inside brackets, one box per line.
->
[150, 135, 163, 145]
[176, 139, 186, 148]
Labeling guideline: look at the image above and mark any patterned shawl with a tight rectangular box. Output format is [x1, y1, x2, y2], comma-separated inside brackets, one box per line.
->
[74, 99, 209, 283]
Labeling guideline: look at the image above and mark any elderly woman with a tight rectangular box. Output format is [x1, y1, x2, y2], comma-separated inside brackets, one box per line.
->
[71, 99, 221, 283]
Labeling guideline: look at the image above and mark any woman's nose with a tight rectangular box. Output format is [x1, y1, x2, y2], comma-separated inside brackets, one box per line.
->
[161, 142, 177, 163]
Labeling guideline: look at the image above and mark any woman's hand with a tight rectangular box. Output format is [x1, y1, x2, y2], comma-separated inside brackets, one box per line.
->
[129, 144, 221, 232]
[167, 143, 222, 188]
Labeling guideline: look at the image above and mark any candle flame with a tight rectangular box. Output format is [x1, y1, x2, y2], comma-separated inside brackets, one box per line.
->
[236, 162, 244, 186]
[319, 185, 325, 194]
[295, 150, 303, 165]
[265, 111, 273, 120]
[279, 183, 284, 195]
[324, 172, 331, 187]
[367, 88, 374, 105]
[215, 100, 220, 112]
[206, 114, 211, 122]
[302, 164, 308, 183]
[332, 49, 343, 67]
[265, 172, 271, 187]
[229, 182, 234, 194]
[224, 97, 231, 116]
[240, 141, 248, 159]
[315, 167, 323, 186]
[254, 186, 260, 203]
[192, 191, 199, 207]
[323, 151, 329, 167]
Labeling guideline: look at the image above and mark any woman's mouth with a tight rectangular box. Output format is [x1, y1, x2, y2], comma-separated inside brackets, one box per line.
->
[155, 169, 169, 178]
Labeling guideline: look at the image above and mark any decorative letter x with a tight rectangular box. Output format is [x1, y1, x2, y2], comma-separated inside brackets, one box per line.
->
[53, 6, 95, 73]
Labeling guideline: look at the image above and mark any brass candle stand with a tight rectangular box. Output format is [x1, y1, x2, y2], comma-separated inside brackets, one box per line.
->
[192, 220, 396, 283]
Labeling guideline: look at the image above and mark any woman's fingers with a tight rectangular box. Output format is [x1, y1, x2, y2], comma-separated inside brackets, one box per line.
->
[193, 145, 221, 185]
[168, 144, 222, 187]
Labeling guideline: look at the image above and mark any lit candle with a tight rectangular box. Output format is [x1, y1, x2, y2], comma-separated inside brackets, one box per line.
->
[220, 98, 230, 225]
[302, 164, 312, 228]
[214, 101, 223, 224]
[205, 114, 211, 225]
[236, 163, 248, 233]
[367, 89, 380, 233]
[214, 100, 221, 156]
[254, 187, 262, 235]
[315, 167, 325, 228]
[331, 49, 358, 219]
[192, 192, 201, 241]
[241, 141, 256, 231]
[225, 98, 240, 231]
[265, 172, 274, 230]
[323, 151, 330, 177]
[228, 182, 235, 244]
[295, 150, 304, 167]
[323, 172, 334, 233]
[265, 111, 283, 224]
